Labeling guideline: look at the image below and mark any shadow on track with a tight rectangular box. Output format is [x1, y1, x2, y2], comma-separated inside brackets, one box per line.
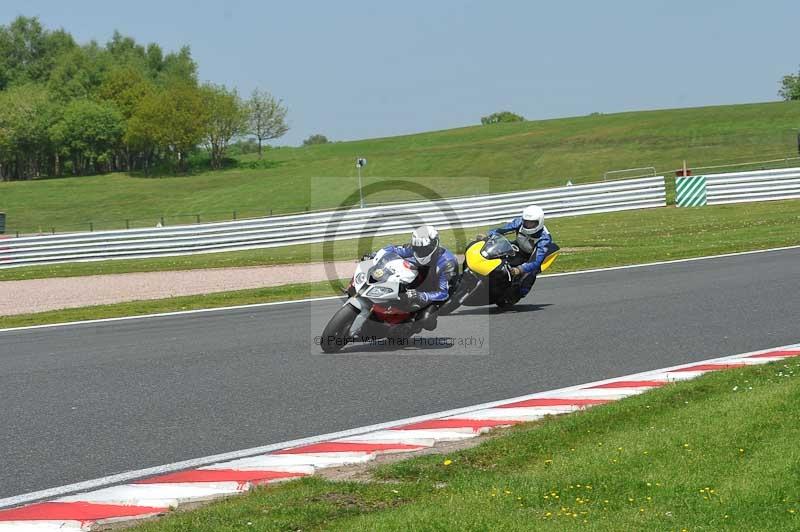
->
[445, 303, 553, 316]
[333, 337, 456, 354]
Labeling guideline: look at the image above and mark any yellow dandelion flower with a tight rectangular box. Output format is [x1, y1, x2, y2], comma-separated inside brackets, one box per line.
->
[443, 459, 452, 466]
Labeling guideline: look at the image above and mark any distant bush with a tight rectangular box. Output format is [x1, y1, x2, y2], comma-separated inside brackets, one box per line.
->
[228, 138, 261, 156]
[303, 134, 330, 146]
[233, 158, 280, 170]
[480, 111, 525, 125]
[779, 67, 800, 101]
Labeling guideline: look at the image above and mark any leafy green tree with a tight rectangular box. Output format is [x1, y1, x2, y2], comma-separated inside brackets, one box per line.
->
[0, 84, 59, 179]
[50, 99, 123, 175]
[201, 84, 248, 169]
[128, 83, 208, 172]
[47, 43, 112, 102]
[480, 111, 525, 125]
[0, 16, 76, 89]
[97, 65, 155, 119]
[145, 43, 164, 78]
[158, 46, 197, 86]
[245, 89, 288, 158]
[779, 67, 800, 101]
[303, 134, 329, 146]
[97, 66, 155, 170]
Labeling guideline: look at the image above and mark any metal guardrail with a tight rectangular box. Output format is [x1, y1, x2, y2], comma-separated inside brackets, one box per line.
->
[0, 177, 666, 268]
[705, 167, 800, 205]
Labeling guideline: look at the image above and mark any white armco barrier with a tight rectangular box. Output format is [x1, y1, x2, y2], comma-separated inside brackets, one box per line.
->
[0, 176, 666, 268]
[705, 167, 800, 205]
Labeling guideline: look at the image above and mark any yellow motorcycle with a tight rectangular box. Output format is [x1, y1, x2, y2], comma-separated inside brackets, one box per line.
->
[440, 233, 559, 313]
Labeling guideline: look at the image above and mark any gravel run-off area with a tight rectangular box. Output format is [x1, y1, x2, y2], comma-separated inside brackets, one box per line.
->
[0, 260, 356, 316]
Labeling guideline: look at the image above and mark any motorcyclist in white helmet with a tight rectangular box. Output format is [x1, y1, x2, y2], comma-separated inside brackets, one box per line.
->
[361, 225, 459, 329]
[482, 205, 558, 298]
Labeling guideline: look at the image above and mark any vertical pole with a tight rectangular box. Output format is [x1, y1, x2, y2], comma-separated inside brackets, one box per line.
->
[125, 219, 130, 229]
[683, 160, 687, 176]
[358, 165, 365, 208]
[89, 222, 93, 232]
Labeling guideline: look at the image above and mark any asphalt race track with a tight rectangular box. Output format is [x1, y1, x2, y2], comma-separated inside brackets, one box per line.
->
[1, 248, 798, 499]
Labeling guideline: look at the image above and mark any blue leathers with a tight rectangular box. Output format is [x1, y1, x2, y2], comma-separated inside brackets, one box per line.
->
[487, 217, 554, 274]
[380, 245, 458, 304]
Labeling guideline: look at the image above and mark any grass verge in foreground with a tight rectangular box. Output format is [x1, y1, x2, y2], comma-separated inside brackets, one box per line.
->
[2, 199, 799, 282]
[0, 281, 341, 329]
[131, 358, 800, 531]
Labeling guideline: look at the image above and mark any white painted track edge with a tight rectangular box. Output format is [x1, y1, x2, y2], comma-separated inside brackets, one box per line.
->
[1, 340, 797, 510]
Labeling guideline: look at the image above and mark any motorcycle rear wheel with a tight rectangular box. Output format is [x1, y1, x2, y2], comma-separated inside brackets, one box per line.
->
[320, 304, 359, 353]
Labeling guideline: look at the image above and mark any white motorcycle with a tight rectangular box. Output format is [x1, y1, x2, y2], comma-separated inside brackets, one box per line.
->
[320, 249, 429, 353]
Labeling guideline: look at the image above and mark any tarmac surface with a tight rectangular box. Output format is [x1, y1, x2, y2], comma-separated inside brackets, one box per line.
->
[1, 248, 797, 499]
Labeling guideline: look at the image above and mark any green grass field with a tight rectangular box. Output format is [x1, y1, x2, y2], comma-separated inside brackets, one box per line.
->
[130, 357, 800, 531]
[1, 101, 799, 234]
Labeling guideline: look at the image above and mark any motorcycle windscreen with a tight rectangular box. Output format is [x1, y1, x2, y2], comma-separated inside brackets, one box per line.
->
[465, 241, 501, 276]
[482, 234, 515, 258]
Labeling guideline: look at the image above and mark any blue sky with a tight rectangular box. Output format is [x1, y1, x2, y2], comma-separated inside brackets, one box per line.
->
[4, 0, 798, 145]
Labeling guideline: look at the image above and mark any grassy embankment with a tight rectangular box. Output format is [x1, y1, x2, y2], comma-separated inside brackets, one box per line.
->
[1, 101, 799, 235]
[129, 356, 800, 531]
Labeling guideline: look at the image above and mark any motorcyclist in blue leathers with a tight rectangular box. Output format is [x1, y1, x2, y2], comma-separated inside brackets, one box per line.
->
[485, 205, 557, 299]
[366, 225, 458, 330]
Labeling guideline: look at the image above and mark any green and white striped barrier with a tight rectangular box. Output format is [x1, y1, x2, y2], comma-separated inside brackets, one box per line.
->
[676, 175, 707, 207]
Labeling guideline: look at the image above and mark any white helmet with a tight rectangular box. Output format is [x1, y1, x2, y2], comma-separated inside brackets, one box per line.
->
[519, 205, 544, 235]
[410, 225, 439, 265]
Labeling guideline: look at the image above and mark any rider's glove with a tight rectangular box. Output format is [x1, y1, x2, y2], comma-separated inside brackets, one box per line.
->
[360, 252, 376, 262]
[475, 233, 487, 241]
[510, 267, 523, 278]
[404, 289, 426, 306]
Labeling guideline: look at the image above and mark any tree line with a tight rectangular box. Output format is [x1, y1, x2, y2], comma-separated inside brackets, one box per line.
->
[0, 16, 288, 180]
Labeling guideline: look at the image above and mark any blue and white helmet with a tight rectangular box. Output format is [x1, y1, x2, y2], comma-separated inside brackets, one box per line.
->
[410, 225, 439, 265]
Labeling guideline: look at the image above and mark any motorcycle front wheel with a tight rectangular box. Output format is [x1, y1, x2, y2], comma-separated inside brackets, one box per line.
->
[320, 304, 359, 353]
